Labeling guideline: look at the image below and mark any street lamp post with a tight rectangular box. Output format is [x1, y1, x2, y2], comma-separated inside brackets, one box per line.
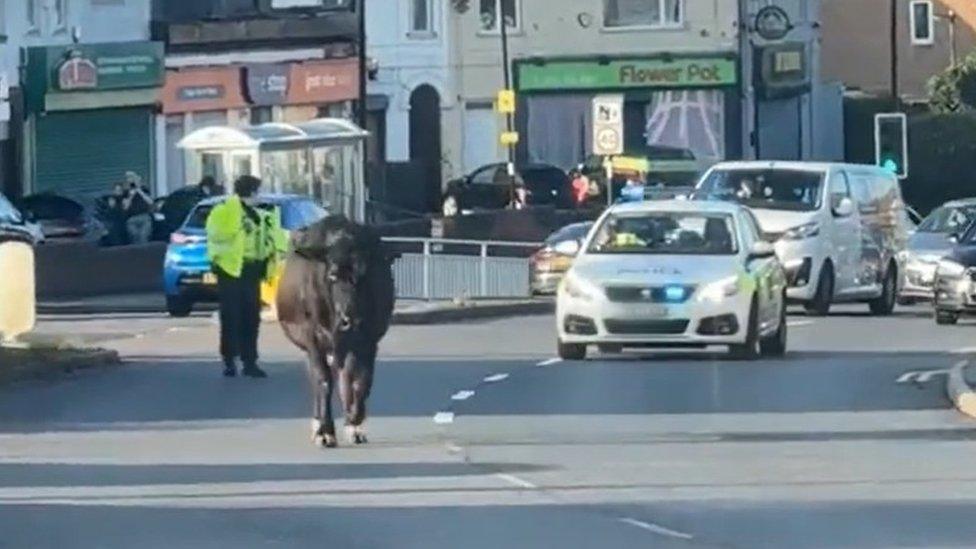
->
[496, 0, 517, 207]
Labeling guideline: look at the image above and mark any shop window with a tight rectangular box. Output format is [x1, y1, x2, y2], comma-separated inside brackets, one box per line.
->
[25, 0, 37, 31]
[410, 0, 434, 35]
[604, 0, 682, 29]
[479, 0, 519, 33]
[909, 1, 934, 46]
[645, 90, 724, 163]
[250, 107, 273, 125]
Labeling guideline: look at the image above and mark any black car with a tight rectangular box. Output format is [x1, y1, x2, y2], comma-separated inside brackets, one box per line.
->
[441, 163, 572, 216]
[17, 193, 105, 243]
[933, 222, 976, 325]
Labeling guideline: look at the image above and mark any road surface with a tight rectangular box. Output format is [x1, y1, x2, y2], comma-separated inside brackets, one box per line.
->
[2, 306, 976, 548]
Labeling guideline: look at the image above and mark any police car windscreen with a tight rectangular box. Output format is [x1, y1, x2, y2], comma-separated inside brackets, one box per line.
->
[588, 212, 737, 256]
[696, 169, 824, 212]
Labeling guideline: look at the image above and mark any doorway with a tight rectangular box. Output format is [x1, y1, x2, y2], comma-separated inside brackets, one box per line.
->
[409, 84, 442, 212]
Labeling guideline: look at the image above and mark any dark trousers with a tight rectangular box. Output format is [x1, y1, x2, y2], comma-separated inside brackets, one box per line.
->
[216, 260, 265, 366]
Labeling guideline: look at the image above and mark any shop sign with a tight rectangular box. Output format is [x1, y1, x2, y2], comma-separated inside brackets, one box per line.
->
[58, 53, 98, 90]
[246, 64, 290, 106]
[178, 85, 225, 102]
[287, 59, 359, 105]
[518, 57, 737, 92]
[51, 42, 164, 92]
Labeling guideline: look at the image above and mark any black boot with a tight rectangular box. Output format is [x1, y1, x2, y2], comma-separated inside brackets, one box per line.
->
[242, 363, 268, 378]
[222, 358, 237, 378]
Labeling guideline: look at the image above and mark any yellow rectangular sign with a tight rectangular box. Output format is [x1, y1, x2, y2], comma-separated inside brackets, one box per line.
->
[500, 131, 520, 146]
[497, 89, 516, 114]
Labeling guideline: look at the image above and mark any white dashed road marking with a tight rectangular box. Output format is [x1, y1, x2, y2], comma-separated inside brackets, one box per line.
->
[787, 320, 814, 328]
[483, 373, 510, 383]
[617, 518, 694, 540]
[451, 390, 476, 401]
[537, 358, 562, 367]
[495, 473, 537, 490]
[433, 412, 455, 425]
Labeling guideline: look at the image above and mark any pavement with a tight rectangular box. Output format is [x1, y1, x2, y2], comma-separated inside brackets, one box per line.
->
[37, 293, 553, 325]
[3, 304, 976, 547]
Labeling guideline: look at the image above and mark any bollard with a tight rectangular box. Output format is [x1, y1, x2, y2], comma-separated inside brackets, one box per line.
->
[0, 240, 36, 343]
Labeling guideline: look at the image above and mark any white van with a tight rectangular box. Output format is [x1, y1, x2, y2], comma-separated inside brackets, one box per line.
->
[694, 162, 910, 316]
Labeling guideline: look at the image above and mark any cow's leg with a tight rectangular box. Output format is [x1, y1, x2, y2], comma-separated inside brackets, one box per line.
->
[308, 351, 337, 448]
[342, 349, 374, 445]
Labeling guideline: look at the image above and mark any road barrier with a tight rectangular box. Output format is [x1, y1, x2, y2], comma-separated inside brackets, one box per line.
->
[383, 237, 540, 299]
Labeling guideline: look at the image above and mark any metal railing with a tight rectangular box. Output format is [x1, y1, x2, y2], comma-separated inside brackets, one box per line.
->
[382, 237, 541, 300]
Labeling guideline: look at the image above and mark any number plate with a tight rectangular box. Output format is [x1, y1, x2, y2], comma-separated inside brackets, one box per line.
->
[634, 304, 669, 318]
[203, 272, 217, 285]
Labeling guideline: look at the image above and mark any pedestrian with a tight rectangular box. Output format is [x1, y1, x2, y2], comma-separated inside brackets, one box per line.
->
[102, 183, 130, 246]
[206, 175, 286, 378]
[122, 172, 153, 244]
[569, 168, 590, 207]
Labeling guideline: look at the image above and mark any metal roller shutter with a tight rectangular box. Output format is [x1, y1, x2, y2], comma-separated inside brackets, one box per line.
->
[34, 108, 153, 199]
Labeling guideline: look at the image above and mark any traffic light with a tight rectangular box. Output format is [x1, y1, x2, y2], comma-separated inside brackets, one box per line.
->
[875, 113, 908, 179]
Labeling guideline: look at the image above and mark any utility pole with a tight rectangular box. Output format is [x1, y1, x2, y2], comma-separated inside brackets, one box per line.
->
[890, 0, 899, 103]
[496, 0, 516, 207]
[357, 0, 368, 131]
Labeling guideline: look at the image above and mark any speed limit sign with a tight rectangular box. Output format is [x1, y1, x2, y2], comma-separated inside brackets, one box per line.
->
[592, 95, 624, 156]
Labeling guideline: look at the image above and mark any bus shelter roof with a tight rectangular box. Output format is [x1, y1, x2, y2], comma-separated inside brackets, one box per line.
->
[178, 118, 368, 151]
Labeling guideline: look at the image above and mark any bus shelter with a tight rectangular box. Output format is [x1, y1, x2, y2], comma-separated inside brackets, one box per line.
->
[178, 118, 368, 222]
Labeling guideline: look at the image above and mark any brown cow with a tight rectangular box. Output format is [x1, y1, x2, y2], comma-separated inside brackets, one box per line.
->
[277, 216, 396, 447]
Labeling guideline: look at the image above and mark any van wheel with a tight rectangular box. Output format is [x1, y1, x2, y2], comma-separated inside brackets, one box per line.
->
[936, 310, 959, 325]
[730, 298, 761, 360]
[805, 263, 834, 317]
[558, 340, 587, 361]
[869, 265, 897, 316]
[760, 299, 788, 357]
[166, 295, 193, 318]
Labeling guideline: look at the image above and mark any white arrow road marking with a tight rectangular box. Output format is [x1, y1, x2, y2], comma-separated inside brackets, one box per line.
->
[432, 412, 455, 425]
[896, 362, 965, 384]
[537, 358, 562, 367]
[483, 373, 509, 383]
[451, 390, 475, 401]
[495, 473, 537, 490]
[618, 518, 694, 540]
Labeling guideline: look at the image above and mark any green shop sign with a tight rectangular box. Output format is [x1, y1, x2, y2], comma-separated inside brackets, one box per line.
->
[518, 57, 737, 92]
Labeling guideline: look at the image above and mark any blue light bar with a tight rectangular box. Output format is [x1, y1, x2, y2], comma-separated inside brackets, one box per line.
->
[664, 285, 686, 302]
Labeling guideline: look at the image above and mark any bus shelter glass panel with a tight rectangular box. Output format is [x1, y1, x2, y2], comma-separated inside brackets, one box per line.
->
[312, 146, 346, 215]
[262, 149, 310, 196]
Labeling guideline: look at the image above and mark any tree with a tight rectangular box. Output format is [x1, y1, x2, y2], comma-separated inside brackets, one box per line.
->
[929, 52, 976, 114]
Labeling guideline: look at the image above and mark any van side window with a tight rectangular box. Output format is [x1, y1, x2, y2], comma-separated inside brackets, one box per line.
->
[829, 170, 851, 209]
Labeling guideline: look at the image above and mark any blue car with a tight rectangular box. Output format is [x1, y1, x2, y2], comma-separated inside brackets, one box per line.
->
[163, 194, 328, 317]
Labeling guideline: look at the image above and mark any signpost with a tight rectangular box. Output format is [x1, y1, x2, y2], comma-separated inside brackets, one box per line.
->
[592, 95, 624, 205]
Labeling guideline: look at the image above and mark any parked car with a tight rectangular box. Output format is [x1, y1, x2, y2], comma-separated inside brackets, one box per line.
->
[899, 199, 976, 304]
[441, 162, 572, 216]
[580, 145, 706, 203]
[17, 193, 105, 243]
[530, 222, 593, 295]
[0, 193, 43, 245]
[931, 218, 976, 324]
[556, 200, 787, 361]
[694, 161, 910, 317]
[154, 185, 226, 241]
[163, 194, 327, 317]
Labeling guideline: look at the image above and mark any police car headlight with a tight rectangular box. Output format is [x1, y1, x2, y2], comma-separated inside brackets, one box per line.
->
[937, 259, 966, 278]
[698, 276, 740, 303]
[561, 272, 601, 302]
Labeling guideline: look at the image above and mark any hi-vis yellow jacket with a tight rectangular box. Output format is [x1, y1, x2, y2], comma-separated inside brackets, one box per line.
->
[205, 195, 287, 280]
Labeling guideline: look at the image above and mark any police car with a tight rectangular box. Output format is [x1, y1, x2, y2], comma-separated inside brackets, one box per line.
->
[556, 200, 788, 360]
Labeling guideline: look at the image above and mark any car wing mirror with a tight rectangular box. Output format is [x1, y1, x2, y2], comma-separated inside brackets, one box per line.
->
[553, 239, 582, 256]
[833, 197, 855, 218]
[747, 241, 776, 261]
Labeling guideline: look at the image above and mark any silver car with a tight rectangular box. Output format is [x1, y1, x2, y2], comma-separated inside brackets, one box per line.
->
[899, 199, 976, 304]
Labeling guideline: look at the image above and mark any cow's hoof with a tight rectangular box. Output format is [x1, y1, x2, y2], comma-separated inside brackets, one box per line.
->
[310, 419, 322, 442]
[314, 434, 337, 448]
[354, 433, 368, 445]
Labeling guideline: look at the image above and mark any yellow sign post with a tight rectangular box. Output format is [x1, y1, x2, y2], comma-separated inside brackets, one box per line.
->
[496, 89, 516, 114]
[500, 131, 520, 146]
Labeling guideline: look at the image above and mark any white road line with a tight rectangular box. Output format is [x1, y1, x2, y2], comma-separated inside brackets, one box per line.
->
[617, 518, 694, 540]
[787, 320, 814, 328]
[495, 473, 537, 490]
[483, 373, 510, 383]
[537, 358, 562, 367]
[451, 390, 476, 401]
[432, 412, 455, 425]
[953, 347, 976, 355]
[896, 372, 919, 384]
[896, 363, 962, 384]
[445, 443, 463, 454]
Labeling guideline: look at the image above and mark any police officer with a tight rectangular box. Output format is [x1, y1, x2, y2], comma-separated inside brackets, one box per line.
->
[206, 175, 286, 378]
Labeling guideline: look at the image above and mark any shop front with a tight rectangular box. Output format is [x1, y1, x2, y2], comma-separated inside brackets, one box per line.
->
[23, 41, 164, 198]
[514, 54, 741, 179]
[158, 57, 360, 193]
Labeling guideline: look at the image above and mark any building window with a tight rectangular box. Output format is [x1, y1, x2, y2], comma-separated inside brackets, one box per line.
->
[410, 0, 434, 35]
[479, 0, 519, 33]
[53, 0, 67, 31]
[604, 0, 682, 29]
[26, 0, 37, 30]
[910, 1, 934, 45]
